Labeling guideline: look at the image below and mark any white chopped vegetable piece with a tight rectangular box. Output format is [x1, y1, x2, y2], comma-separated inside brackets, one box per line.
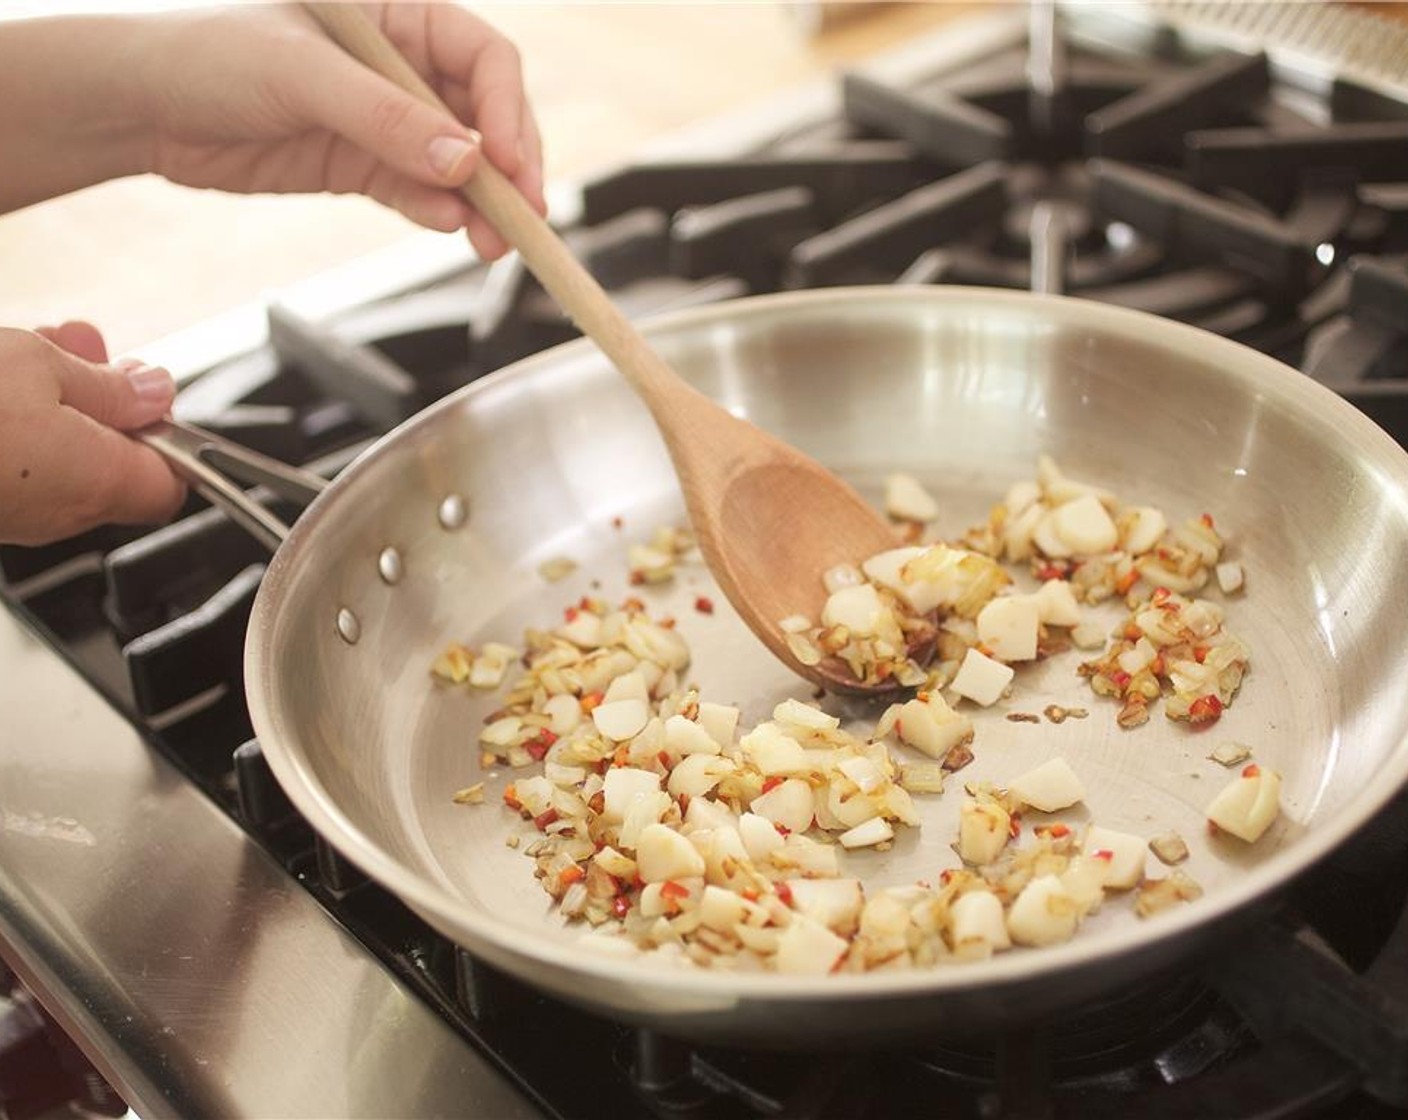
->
[479, 716, 524, 748]
[1009, 757, 1086, 812]
[825, 780, 880, 830]
[1209, 742, 1252, 767]
[1033, 510, 1073, 559]
[1055, 494, 1119, 554]
[949, 648, 1015, 707]
[787, 879, 864, 934]
[558, 612, 604, 648]
[1120, 506, 1167, 555]
[624, 620, 691, 670]
[949, 890, 1011, 951]
[771, 833, 839, 878]
[1004, 501, 1046, 562]
[664, 714, 721, 756]
[603, 669, 649, 704]
[602, 767, 661, 823]
[774, 915, 849, 974]
[1060, 856, 1110, 915]
[1135, 870, 1204, 917]
[773, 698, 840, 732]
[884, 472, 939, 522]
[512, 776, 554, 816]
[544, 761, 587, 787]
[892, 693, 973, 760]
[1006, 480, 1041, 516]
[977, 596, 1040, 662]
[838, 816, 894, 849]
[628, 543, 674, 582]
[469, 643, 516, 689]
[1117, 637, 1157, 675]
[1006, 874, 1081, 947]
[699, 885, 748, 932]
[619, 791, 671, 850]
[684, 797, 738, 834]
[1071, 622, 1107, 650]
[667, 754, 736, 799]
[1031, 580, 1081, 627]
[863, 546, 944, 613]
[901, 545, 1011, 617]
[1216, 561, 1245, 594]
[697, 701, 740, 747]
[592, 698, 650, 741]
[958, 798, 1010, 866]
[837, 755, 885, 794]
[785, 632, 822, 667]
[750, 778, 815, 834]
[1083, 825, 1147, 890]
[542, 693, 582, 736]
[739, 812, 785, 863]
[636, 823, 707, 882]
[741, 722, 808, 775]
[537, 556, 577, 582]
[823, 563, 864, 594]
[1206, 767, 1281, 843]
[821, 583, 886, 637]
[1039, 457, 1115, 508]
[592, 845, 637, 880]
[640, 878, 702, 917]
[432, 644, 471, 683]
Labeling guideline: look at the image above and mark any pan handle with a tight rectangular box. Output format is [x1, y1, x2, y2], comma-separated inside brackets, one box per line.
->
[138, 419, 328, 551]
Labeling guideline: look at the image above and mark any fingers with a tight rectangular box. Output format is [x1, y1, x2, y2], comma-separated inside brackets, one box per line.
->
[423, 5, 527, 174]
[51, 351, 177, 433]
[0, 329, 186, 545]
[294, 33, 484, 192]
[57, 411, 189, 531]
[35, 320, 108, 363]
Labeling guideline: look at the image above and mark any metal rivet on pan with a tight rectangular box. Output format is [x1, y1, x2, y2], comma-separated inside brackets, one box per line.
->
[438, 494, 467, 530]
[336, 608, 361, 645]
[377, 547, 403, 585]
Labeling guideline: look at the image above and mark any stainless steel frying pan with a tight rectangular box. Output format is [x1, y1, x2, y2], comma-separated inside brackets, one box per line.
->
[145, 287, 1408, 1045]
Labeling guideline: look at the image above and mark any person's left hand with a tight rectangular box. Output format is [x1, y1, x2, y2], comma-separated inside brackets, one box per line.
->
[134, 3, 545, 259]
[0, 322, 185, 547]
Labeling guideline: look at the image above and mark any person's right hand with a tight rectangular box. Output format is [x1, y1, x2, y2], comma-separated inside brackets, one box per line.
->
[0, 322, 186, 547]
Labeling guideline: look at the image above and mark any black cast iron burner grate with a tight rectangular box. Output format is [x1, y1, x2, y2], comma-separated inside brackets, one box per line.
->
[4, 7, 1408, 1118]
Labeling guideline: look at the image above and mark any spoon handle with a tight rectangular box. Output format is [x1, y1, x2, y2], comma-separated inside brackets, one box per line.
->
[302, 3, 687, 411]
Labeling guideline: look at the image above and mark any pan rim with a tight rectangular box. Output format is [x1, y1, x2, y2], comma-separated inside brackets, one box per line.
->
[247, 284, 1408, 1001]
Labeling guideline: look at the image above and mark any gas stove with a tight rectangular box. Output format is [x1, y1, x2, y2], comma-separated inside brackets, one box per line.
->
[4, 4, 1408, 1117]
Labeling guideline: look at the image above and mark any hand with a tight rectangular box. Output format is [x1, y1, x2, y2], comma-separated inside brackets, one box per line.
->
[0, 323, 186, 547]
[136, 3, 545, 259]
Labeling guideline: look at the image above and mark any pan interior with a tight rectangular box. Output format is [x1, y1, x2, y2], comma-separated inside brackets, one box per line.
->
[253, 289, 1408, 988]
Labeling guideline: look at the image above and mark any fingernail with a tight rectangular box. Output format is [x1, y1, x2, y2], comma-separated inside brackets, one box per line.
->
[125, 362, 176, 402]
[428, 133, 478, 178]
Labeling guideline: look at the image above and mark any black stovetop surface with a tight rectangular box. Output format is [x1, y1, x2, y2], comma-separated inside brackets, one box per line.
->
[5, 10, 1408, 1119]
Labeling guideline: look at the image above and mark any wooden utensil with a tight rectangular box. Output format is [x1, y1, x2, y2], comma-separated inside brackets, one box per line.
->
[302, 3, 903, 697]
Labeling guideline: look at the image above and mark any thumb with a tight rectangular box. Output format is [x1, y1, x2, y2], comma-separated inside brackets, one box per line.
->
[299, 41, 482, 189]
[52, 352, 177, 432]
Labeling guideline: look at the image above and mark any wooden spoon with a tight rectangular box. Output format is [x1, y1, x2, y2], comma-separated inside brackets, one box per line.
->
[303, 3, 904, 697]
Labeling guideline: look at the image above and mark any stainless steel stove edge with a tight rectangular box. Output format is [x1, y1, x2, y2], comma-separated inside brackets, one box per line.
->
[0, 608, 538, 1119]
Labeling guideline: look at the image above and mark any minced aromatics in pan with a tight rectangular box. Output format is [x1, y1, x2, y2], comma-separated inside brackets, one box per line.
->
[781, 454, 1250, 728]
[431, 456, 1278, 974]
